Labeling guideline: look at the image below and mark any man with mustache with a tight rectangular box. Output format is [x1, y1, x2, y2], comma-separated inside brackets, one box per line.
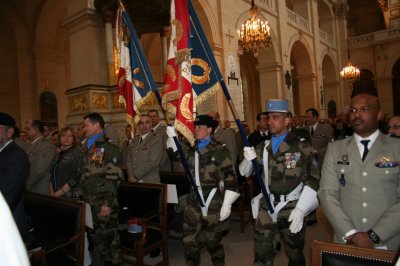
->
[319, 92, 400, 251]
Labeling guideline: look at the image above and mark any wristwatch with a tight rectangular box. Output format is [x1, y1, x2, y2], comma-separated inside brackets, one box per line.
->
[367, 229, 381, 244]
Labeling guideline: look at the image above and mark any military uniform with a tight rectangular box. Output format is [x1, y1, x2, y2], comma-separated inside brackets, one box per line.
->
[25, 136, 56, 194]
[253, 132, 319, 266]
[126, 133, 163, 183]
[81, 135, 123, 265]
[152, 123, 173, 172]
[178, 138, 238, 266]
[214, 126, 238, 167]
[319, 132, 400, 251]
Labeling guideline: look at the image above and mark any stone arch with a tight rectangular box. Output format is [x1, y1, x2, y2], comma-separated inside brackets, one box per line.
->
[240, 53, 260, 130]
[194, 0, 222, 45]
[383, 50, 400, 79]
[35, 0, 69, 126]
[317, 0, 334, 35]
[289, 38, 315, 115]
[322, 54, 339, 117]
[0, 0, 37, 123]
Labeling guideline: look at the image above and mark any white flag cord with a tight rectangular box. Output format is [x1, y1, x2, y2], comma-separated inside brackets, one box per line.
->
[195, 151, 217, 216]
[251, 140, 277, 222]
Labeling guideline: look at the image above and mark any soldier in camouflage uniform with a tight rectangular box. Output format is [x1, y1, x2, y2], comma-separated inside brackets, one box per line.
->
[239, 100, 319, 266]
[81, 113, 123, 266]
[166, 115, 239, 266]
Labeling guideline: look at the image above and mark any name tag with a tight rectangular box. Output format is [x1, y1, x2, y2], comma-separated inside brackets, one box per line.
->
[337, 161, 350, 165]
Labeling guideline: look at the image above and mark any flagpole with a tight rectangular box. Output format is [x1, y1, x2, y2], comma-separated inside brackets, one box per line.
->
[188, 0, 274, 214]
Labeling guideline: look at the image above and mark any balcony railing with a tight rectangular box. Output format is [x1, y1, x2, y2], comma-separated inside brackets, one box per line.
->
[319, 29, 334, 46]
[348, 28, 400, 48]
[287, 8, 309, 32]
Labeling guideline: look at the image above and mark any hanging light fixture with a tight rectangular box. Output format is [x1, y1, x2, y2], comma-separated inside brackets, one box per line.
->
[237, 0, 271, 56]
[340, 40, 360, 82]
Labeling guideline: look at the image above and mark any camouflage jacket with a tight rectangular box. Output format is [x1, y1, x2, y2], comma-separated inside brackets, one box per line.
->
[180, 138, 238, 200]
[254, 132, 319, 195]
[81, 135, 123, 207]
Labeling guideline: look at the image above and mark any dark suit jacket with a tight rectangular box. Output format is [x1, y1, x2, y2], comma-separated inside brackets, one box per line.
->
[0, 141, 30, 241]
[248, 130, 270, 147]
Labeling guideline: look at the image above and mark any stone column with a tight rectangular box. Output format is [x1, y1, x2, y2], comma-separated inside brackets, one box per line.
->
[63, 3, 107, 87]
[160, 26, 169, 78]
[105, 19, 115, 85]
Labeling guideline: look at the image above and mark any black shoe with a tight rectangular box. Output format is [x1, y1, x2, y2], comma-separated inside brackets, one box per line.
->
[150, 248, 161, 258]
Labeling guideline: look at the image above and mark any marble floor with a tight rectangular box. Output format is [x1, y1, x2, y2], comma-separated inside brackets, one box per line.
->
[139, 207, 333, 266]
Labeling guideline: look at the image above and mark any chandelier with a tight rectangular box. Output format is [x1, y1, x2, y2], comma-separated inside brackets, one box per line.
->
[340, 41, 360, 82]
[237, 0, 271, 56]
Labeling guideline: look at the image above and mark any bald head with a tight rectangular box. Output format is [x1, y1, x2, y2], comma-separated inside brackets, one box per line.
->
[388, 116, 400, 136]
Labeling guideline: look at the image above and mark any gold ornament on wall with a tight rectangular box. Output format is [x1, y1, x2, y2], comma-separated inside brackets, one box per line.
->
[69, 94, 89, 112]
[92, 93, 109, 110]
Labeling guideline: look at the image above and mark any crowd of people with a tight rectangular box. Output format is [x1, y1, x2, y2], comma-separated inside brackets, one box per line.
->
[0, 91, 399, 265]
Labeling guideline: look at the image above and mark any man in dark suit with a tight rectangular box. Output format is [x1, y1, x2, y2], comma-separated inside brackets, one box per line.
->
[248, 112, 270, 147]
[0, 112, 30, 242]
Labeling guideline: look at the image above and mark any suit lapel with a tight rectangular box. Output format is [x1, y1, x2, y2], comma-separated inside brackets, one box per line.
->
[345, 137, 362, 165]
[364, 133, 385, 164]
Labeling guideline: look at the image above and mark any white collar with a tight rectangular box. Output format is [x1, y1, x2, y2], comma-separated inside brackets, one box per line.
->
[353, 129, 380, 151]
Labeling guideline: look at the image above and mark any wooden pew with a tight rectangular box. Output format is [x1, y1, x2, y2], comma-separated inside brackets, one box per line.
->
[25, 192, 85, 266]
[311, 240, 399, 266]
[118, 182, 169, 266]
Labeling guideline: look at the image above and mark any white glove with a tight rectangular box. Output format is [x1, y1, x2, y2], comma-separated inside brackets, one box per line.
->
[219, 205, 231, 222]
[219, 190, 240, 221]
[166, 137, 178, 152]
[166, 126, 177, 138]
[243, 146, 257, 161]
[288, 208, 305, 234]
[239, 158, 253, 176]
[295, 185, 319, 215]
[288, 186, 318, 234]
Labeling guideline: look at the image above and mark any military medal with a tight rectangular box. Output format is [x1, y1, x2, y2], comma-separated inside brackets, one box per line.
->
[375, 155, 399, 168]
[285, 152, 301, 169]
[91, 147, 105, 162]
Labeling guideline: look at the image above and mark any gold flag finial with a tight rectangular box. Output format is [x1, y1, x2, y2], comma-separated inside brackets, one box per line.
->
[118, 0, 125, 11]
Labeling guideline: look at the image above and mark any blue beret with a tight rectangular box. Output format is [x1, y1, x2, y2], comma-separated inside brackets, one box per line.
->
[0, 112, 16, 127]
[266, 99, 289, 113]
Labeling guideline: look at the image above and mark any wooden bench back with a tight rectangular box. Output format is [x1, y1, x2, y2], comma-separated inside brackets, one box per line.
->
[159, 171, 190, 197]
[311, 240, 399, 266]
[118, 182, 168, 228]
[25, 192, 85, 266]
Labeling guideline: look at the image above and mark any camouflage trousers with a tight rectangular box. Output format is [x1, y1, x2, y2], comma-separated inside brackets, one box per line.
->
[254, 200, 306, 266]
[183, 195, 225, 266]
[90, 203, 122, 265]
